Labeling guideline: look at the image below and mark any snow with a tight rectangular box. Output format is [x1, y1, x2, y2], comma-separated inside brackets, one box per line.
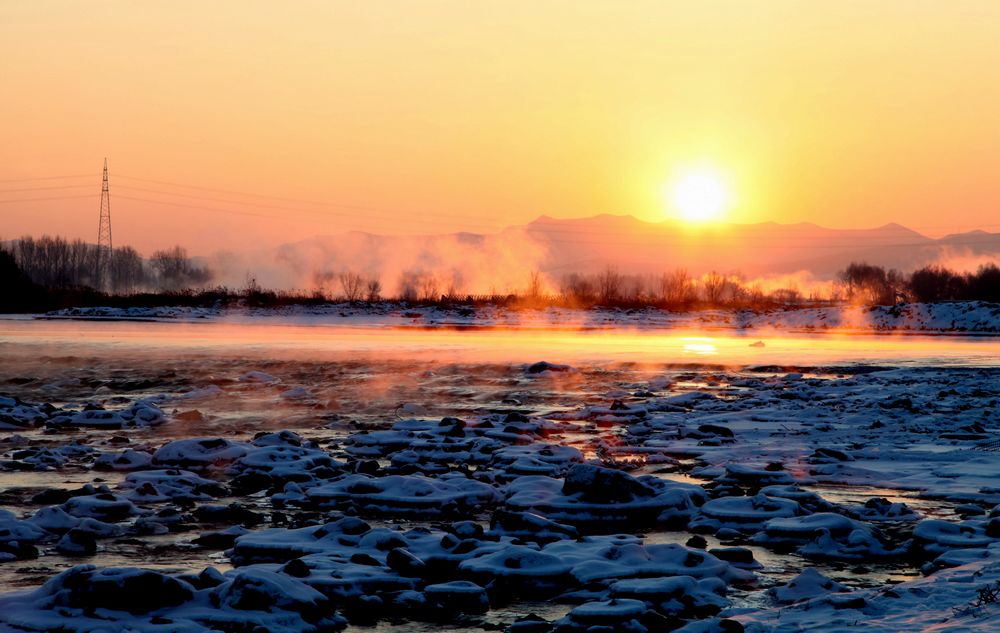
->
[40, 300, 1000, 333]
[768, 567, 847, 604]
[0, 321, 998, 631]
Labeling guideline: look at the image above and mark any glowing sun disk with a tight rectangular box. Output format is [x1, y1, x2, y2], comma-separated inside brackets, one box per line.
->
[668, 168, 730, 222]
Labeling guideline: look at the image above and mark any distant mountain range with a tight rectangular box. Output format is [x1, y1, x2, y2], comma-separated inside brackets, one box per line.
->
[512, 215, 1000, 277]
[206, 215, 1000, 291]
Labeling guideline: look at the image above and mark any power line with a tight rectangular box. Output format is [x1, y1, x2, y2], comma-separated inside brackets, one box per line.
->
[0, 184, 92, 194]
[0, 194, 94, 204]
[116, 173, 474, 218]
[3, 171, 999, 242]
[0, 174, 94, 184]
[6, 188, 999, 250]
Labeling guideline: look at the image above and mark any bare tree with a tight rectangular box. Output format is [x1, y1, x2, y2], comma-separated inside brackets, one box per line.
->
[338, 271, 365, 302]
[659, 268, 691, 305]
[837, 262, 896, 305]
[597, 266, 624, 303]
[702, 271, 727, 304]
[525, 270, 544, 300]
[770, 287, 801, 305]
[365, 277, 382, 302]
[560, 273, 596, 304]
[419, 273, 439, 301]
[443, 268, 465, 300]
[110, 246, 145, 294]
[150, 246, 211, 291]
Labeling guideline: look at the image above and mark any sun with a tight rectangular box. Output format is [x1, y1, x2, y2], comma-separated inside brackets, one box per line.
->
[666, 167, 730, 222]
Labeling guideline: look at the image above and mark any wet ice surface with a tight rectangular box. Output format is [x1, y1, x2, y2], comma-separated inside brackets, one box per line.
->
[1, 321, 999, 631]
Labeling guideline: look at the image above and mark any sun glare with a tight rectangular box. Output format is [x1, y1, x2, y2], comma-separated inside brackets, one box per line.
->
[667, 168, 730, 223]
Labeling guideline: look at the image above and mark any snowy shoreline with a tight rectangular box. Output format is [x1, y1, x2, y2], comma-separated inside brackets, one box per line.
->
[33, 300, 1000, 334]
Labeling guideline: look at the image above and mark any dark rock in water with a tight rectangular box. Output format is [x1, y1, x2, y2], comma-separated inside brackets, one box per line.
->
[0, 541, 38, 561]
[31, 488, 74, 505]
[709, 547, 756, 565]
[354, 460, 381, 475]
[349, 552, 382, 566]
[811, 447, 853, 462]
[698, 424, 735, 438]
[0, 413, 37, 430]
[193, 526, 250, 549]
[561, 464, 656, 503]
[939, 433, 989, 441]
[830, 595, 867, 610]
[229, 472, 273, 496]
[720, 619, 746, 633]
[507, 614, 550, 633]
[387, 547, 428, 577]
[316, 516, 370, 537]
[879, 397, 916, 412]
[491, 509, 579, 541]
[450, 521, 486, 540]
[54, 567, 195, 614]
[193, 503, 264, 527]
[175, 409, 204, 422]
[213, 568, 333, 623]
[955, 503, 986, 517]
[686, 535, 708, 549]
[986, 517, 1000, 538]
[169, 567, 223, 592]
[525, 361, 572, 374]
[425, 580, 490, 615]
[282, 558, 311, 578]
[556, 598, 650, 631]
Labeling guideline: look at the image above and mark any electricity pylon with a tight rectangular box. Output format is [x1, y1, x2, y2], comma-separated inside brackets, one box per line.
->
[95, 158, 113, 292]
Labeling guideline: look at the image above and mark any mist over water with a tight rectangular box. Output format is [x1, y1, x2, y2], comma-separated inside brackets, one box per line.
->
[3, 319, 999, 368]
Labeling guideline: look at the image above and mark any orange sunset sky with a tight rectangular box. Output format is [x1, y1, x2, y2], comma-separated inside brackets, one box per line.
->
[2, 1, 999, 254]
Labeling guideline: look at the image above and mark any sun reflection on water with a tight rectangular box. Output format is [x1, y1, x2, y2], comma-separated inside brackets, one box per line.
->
[681, 337, 717, 355]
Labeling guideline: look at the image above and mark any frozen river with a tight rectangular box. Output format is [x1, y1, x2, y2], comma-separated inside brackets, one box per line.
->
[3, 316, 999, 367]
[0, 315, 998, 632]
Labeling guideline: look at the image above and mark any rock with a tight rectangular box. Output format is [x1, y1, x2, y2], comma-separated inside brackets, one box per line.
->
[769, 567, 847, 604]
[525, 362, 573, 374]
[424, 580, 490, 614]
[561, 464, 657, 503]
[56, 528, 97, 556]
[687, 535, 708, 549]
[387, 547, 428, 577]
[193, 503, 264, 527]
[507, 613, 551, 633]
[698, 424, 735, 438]
[811, 447, 853, 462]
[282, 558, 311, 578]
[490, 509, 579, 541]
[51, 567, 195, 614]
[708, 547, 756, 566]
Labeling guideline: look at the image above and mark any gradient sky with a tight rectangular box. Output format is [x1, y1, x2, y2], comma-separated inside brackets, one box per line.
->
[2, 1, 999, 254]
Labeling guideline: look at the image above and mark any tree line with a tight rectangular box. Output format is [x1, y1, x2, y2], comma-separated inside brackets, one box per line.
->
[2, 234, 997, 310]
[7, 236, 210, 293]
[838, 261, 1000, 304]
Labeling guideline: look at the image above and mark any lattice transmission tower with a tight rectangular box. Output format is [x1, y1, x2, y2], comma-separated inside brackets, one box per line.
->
[95, 158, 113, 291]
